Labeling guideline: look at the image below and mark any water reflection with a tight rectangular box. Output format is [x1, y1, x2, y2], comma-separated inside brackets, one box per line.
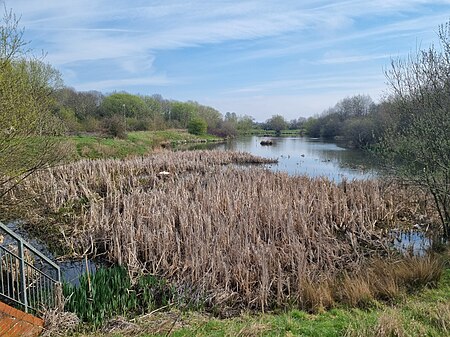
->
[5, 221, 103, 285]
[186, 136, 377, 181]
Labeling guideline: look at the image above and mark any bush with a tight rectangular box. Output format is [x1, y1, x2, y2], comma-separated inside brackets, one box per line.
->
[104, 115, 127, 138]
[187, 117, 207, 135]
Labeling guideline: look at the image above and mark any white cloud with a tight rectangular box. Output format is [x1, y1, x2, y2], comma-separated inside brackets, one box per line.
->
[74, 75, 173, 92]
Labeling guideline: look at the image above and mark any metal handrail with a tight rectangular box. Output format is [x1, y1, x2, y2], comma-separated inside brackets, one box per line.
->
[0, 221, 61, 315]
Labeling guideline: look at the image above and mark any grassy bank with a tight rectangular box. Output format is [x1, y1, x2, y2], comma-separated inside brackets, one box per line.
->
[51, 262, 450, 336]
[65, 130, 222, 160]
[152, 266, 450, 337]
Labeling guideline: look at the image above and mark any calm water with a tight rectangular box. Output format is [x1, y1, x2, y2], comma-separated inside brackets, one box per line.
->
[192, 136, 377, 181]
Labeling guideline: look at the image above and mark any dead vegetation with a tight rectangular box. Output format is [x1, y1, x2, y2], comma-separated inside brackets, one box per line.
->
[4, 150, 441, 311]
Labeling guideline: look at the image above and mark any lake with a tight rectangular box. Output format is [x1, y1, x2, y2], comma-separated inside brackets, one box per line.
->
[189, 136, 377, 181]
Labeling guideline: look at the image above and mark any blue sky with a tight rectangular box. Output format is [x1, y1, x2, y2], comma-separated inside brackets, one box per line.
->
[8, 0, 450, 121]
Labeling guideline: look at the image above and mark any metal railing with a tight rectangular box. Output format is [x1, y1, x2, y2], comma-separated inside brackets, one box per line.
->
[0, 222, 61, 316]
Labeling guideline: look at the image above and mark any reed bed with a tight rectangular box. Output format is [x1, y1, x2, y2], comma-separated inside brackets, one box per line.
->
[6, 150, 428, 311]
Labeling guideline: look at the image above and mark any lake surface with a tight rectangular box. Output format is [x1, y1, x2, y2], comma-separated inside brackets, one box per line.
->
[192, 136, 377, 181]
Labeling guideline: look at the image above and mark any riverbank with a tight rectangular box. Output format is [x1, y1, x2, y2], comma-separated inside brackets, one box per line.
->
[51, 257, 450, 336]
[65, 130, 223, 160]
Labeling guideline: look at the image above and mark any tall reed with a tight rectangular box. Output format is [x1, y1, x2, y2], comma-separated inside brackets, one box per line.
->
[6, 150, 432, 310]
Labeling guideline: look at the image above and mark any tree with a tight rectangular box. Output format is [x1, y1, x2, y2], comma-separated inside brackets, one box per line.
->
[0, 8, 65, 199]
[169, 101, 197, 128]
[304, 117, 321, 138]
[187, 117, 207, 135]
[265, 115, 288, 135]
[335, 95, 374, 120]
[381, 21, 450, 238]
[99, 92, 148, 119]
[236, 115, 254, 134]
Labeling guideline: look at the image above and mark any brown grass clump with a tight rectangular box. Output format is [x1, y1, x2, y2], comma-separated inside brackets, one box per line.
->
[394, 256, 443, 290]
[299, 278, 335, 313]
[368, 256, 443, 300]
[41, 307, 80, 337]
[336, 273, 373, 308]
[5, 150, 430, 310]
[374, 310, 406, 337]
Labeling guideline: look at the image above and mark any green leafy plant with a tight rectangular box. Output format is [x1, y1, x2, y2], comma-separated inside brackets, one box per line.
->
[63, 266, 174, 327]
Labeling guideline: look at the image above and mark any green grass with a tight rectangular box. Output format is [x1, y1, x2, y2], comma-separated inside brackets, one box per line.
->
[65, 130, 222, 160]
[67, 267, 450, 337]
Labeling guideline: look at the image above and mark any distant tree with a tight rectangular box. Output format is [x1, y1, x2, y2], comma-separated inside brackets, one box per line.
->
[342, 116, 378, 148]
[320, 113, 342, 139]
[187, 117, 207, 135]
[54, 87, 103, 133]
[304, 117, 321, 137]
[289, 117, 306, 130]
[99, 93, 148, 119]
[236, 115, 254, 134]
[380, 21, 450, 238]
[197, 104, 222, 133]
[265, 115, 288, 135]
[335, 95, 374, 120]
[170, 101, 197, 128]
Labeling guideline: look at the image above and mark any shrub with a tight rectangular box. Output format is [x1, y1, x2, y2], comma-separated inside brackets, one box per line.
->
[187, 117, 207, 135]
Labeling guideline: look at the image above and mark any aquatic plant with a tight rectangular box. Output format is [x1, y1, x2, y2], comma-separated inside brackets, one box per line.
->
[63, 266, 173, 326]
[5, 150, 439, 311]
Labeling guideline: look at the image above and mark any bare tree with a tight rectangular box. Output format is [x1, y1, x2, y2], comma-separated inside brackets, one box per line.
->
[382, 22, 450, 238]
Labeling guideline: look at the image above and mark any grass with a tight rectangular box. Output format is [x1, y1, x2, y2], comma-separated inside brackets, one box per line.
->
[66, 130, 222, 160]
[58, 266, 450, 336]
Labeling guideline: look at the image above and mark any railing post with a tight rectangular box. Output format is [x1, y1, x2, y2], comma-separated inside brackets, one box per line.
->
[17, 238, 28, 313]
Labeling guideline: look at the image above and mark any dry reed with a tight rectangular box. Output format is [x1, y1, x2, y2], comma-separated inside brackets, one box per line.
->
[5, 150, 432, 310]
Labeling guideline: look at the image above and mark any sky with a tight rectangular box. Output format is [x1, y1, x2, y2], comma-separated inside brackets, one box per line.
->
[7, 0, 450, 121]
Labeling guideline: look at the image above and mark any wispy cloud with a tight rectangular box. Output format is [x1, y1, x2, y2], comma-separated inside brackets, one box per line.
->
[74, 75, 173, 92]
[8, 0, 450, 118]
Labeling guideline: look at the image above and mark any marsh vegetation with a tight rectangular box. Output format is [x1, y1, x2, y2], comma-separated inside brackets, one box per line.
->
[3, 151, 444, 321]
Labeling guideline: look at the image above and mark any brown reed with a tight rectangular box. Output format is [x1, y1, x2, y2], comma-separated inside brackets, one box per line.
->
[5, 150, 433, 311]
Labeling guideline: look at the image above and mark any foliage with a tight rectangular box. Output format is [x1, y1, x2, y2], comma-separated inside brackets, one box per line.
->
[304, 117, 321, 137]
[54, 87, 103, 122]
[187, 117, 207, 135]
[99, 92, 148, 119]
[342, 116, 379, 148]
[0, 7, 65, 199]
[303, 95, 381, 146]
[264, 114, 288, 135]
[63, 266, 173, 327]
[63, 264, 450, 337]
[381, 21, 450, 238]
[169, 101, 196, 128]
[104, 114, 127, 139]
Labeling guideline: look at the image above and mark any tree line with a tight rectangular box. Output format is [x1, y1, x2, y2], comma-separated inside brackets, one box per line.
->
[52, 89, 257, 138]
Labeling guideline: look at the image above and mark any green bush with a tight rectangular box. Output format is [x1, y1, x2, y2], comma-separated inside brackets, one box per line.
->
[187, 117, 207, 135]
